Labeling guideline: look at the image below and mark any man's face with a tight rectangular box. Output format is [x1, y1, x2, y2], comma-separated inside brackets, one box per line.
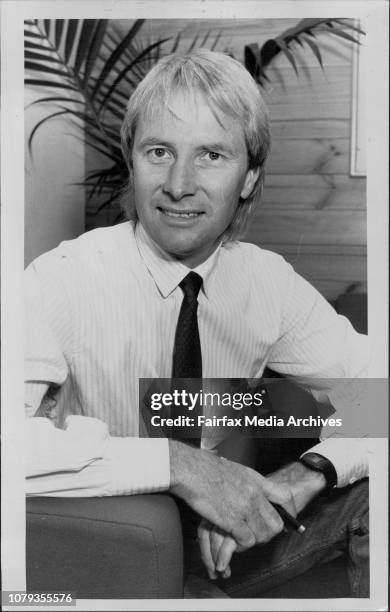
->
[131, 91, 259, 268]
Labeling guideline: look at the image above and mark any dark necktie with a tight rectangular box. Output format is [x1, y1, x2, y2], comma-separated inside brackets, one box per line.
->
[172, 272, 203, 379]
[172, 271, 203, 444]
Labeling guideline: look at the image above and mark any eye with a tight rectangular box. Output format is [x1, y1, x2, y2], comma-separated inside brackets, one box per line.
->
[204, 151, 222, 162]
[148, 147, 171, 161]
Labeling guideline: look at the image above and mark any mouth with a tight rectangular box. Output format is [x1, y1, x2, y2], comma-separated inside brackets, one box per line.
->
[157, 206, 204, 219]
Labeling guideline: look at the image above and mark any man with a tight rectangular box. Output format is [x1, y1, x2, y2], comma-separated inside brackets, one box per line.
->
[26, 49, 369, 596]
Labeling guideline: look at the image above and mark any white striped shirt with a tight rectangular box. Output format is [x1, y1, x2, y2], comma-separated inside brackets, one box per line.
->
[25, 221, 370, 496]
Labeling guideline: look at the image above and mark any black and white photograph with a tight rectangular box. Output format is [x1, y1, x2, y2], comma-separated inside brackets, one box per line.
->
[1, 1, 388, 610]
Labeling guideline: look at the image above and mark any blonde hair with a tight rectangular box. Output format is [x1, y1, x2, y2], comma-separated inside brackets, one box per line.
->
[120, 48, 271, 241]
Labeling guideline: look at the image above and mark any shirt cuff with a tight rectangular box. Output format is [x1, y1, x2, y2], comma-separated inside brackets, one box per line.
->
[26, 415, 171, 497]
[107, 436, 170, 495]
[301, 438, 370, 487]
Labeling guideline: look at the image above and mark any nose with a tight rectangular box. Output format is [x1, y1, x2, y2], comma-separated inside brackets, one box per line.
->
[162, 159, 196, 201]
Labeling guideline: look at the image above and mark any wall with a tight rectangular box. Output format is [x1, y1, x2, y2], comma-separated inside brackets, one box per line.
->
[24, 90, 85, 267]
[90, 18, 367, 301]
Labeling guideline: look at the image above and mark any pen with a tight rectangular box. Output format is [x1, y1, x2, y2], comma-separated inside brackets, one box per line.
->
[272, 503, 306, 534]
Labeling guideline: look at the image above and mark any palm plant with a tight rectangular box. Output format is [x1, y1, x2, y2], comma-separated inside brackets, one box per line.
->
[25, 18, 363, 221]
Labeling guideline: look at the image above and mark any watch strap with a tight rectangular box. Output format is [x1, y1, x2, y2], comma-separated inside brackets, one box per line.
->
[300, 452, 338, 489]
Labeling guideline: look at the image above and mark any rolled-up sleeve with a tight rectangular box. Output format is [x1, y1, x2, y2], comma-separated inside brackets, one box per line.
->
[26, 414, 170, 497]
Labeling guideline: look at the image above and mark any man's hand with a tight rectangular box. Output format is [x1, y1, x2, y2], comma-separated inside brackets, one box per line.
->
[196, 460, 327, 579]
[169, 440, 295, 549]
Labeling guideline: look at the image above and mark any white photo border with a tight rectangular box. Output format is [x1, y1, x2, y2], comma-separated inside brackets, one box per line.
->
[1, 1, 388, 611]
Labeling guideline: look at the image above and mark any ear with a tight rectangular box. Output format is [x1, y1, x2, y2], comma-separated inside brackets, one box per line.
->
[240, 167, 260, 200]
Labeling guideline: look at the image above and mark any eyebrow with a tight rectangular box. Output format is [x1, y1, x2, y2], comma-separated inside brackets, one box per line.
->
[137, 137, 237, 157]
[202, 142, 237, 156]
[137, 137, 171, 148]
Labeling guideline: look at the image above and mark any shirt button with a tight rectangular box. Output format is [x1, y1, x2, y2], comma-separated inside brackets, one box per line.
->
[349, 477, 357, 484]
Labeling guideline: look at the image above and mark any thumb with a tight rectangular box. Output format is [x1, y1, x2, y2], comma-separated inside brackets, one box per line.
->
[261, 477, 297, 516]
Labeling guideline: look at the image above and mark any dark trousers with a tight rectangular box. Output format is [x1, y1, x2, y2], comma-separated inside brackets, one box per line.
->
[186, 479, 369, 598]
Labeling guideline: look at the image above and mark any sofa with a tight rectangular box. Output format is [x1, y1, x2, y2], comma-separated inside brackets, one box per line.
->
[26, 292, 367, 599]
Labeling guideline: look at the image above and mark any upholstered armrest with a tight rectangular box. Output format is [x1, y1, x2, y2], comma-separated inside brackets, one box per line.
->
[26, 494, 184, 599]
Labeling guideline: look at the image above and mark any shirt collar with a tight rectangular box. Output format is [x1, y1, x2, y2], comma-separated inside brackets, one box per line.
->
[134, 221, 220, 299]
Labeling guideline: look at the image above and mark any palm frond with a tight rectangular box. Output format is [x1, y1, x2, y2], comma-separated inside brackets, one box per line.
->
[329, 18, 365, 34]
[90, 19, 145, 100]
[300, 33, 323, 69]
[55, 19, 65, 49]
[26, 95, 86, 109]
[211, 29, 223, 51]
[83, 20, 109, 85]
[25, 50, 63, 63]
[320, 24, 361, 45]
[90, 190, 124, 215]
[97, 38, 170, 112]
[200, 30, 211, 48]
[64, 20, 79, 63]
[24, 30, 45, 40]
[68, 130, 120, 162]
[74, 20, 97, 75]
[25, 40, 51, 51]
[274, 38, 299, 76]
[170, 31, 181, 53]
[24, 60, 70, 78]
[245, 18, 365, 85]
[43, 20, 51, 36]
[28, 109, 69, 153]
[85, 165, 122, 182]
[244, 42, 272, 84]
[25, 79, 80, 92]
[188, 32, 200, 53]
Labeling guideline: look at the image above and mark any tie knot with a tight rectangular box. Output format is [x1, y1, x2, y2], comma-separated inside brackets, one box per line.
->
[179, 272, 202, 300]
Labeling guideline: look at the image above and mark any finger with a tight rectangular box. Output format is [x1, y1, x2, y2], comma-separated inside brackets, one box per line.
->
[256, 503, 285, 542]
[210, 526, 225, 566]
[198, 523, 217, 580]
[231, 522, 256, 549]
[216, 536, 237, 573]
[221, 565, 231, 579]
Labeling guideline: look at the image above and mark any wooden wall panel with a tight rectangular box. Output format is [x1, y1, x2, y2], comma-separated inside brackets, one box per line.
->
[267, 138, 350, 175]
[262, 175, 366, 210]
[246, 210, 366, 247]
[264, 244, 366, 256]
[277, 253, 366, 282]
[271, 119, 350, 140]
[263, 66, 352, 118]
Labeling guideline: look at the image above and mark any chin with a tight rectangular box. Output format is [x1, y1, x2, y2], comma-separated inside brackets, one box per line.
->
[166, 246, 195, 261]
[159, 241, 196, 263]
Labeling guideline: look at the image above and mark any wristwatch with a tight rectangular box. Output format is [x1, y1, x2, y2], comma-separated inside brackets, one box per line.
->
[299, 452, 338, 489]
